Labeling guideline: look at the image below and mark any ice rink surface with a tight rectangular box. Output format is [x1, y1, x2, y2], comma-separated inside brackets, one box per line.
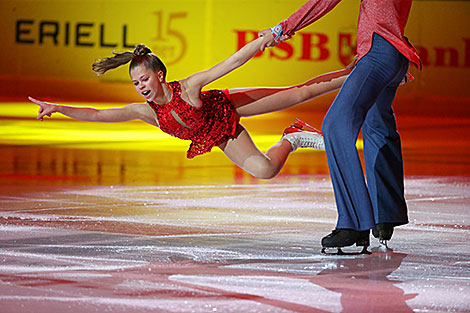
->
[0, 106, 469, 312]
[1, 177, 469, 313]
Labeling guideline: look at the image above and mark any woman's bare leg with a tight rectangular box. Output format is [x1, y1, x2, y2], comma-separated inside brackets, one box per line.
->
[229, 69, 350, 117]
[218, 70, 350, 177]
[219, 124, 292, 179]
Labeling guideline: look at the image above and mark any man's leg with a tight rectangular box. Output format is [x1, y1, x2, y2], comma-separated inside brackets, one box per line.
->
[321, 33, 409, 249]
[362, 59, 410, 241]
[322, 63, 378, 232]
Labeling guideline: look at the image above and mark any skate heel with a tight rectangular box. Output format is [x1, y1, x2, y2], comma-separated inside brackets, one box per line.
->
[372, 223, 394, 241]
[355, 230, 370, 254]
[355, 230, 370, 247]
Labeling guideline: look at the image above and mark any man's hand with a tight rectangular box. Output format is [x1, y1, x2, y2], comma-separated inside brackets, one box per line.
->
[400, 72, 414, 86]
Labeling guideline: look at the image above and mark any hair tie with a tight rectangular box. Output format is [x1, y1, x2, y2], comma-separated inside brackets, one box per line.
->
[133, 44, 152, 56]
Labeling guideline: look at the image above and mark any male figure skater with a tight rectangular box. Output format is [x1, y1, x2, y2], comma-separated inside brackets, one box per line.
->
[259, 0, 421, 252]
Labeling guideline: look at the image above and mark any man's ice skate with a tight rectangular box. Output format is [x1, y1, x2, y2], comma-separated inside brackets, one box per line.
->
[283, 119, 325, 151]
[372, 223, 394, 251]
[321, 229, 371, 255]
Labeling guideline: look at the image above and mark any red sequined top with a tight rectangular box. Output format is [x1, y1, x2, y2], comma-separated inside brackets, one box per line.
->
[147, 81, 239, 159]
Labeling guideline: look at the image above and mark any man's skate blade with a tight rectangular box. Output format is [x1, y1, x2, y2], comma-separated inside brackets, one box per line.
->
[321, 246, 370, 255]
[370, 242, 393, 253]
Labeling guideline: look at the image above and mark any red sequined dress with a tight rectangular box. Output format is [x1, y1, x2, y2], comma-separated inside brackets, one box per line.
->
[147, 81, 239, 159]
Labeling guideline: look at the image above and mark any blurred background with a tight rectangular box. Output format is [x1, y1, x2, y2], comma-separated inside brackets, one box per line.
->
[0, 0, 469, 185]
[1, 0, 469, 112]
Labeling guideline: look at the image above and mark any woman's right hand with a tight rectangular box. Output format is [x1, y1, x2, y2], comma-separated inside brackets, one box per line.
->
[257, 28, 275, 51]
[28, 96, 58, 121]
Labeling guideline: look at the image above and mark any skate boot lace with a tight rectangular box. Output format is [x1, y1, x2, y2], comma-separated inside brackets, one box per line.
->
[285, 131, 324, 151]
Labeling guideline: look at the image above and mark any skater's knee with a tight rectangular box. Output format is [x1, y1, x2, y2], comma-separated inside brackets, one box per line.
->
[244, 157, 278, 179]
[255, 172, 277, 179]
[252, 164, 278, 179]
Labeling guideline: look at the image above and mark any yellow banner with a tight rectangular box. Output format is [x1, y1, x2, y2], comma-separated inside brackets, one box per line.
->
[1, 0, 469, 102]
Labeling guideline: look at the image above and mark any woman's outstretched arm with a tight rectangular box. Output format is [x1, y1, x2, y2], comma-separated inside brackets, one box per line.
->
[29, 97, 148, 123]
[185, 37, 264, 88]
[180, 38, 264, 107]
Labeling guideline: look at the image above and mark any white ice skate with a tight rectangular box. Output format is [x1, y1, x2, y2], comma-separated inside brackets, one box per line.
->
[283, 119, 325, 151]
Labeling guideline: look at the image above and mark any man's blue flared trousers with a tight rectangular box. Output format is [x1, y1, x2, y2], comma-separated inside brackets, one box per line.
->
[322, 33, 410, 231]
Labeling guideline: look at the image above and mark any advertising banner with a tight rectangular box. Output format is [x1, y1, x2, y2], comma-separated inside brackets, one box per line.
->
[1, 0, 469, 110]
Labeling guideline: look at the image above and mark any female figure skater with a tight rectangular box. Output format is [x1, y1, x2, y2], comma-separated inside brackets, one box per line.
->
[29, 37, 351, 179]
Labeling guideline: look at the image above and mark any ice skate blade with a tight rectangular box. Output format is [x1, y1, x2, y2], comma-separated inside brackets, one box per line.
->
[321, 246, 370, 255]
[370, 240, 393, 253]
[294, 118, 323, 134]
